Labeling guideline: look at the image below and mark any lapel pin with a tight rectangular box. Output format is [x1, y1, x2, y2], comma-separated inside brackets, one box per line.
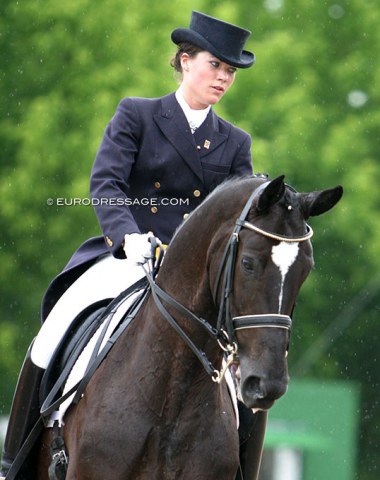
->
[204, 139, 211, 149]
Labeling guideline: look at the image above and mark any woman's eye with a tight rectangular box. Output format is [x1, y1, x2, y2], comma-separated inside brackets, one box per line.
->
[242, 256, 255, 273]
[210, 61, 219, 68]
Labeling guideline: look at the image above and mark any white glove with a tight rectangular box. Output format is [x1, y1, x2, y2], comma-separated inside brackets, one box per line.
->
[123, 232, 155, 265]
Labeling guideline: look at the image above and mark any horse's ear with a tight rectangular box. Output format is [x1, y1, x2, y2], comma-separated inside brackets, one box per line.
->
[301, 185, 343, 218]
[256, 175, 286, 212]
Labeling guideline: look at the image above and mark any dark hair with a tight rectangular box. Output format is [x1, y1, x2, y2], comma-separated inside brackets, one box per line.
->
[170, 42, 204, 73]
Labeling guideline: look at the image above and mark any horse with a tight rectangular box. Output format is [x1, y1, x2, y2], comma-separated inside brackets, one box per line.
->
[35, 174, 343, 479]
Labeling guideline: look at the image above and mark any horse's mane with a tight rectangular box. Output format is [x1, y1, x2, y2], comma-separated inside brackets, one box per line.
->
[205, 175, 259, 202]
[171, 175, 266, 243]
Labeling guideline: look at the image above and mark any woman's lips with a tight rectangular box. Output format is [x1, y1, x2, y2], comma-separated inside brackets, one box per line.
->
[212, 85, 225, 94]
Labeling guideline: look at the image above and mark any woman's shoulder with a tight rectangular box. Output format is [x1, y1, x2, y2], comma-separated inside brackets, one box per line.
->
[118, 92, 175, 111]
[215, 113, 251, 141]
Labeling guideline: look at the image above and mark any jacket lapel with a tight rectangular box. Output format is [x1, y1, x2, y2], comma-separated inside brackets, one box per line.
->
[153, 93, 204, 181]
[193, 109, 228, 158]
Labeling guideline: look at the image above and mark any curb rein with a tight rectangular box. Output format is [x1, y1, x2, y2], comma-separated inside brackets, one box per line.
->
[144, 183, 314, 384]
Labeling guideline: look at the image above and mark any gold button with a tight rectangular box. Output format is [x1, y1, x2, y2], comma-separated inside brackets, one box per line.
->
[193, 189, 201, 198]
[183, 213, 189, 220]
[105, 236, 113, 247]
[196, 145, 201, 150]
[154, 181, 161, 189]
[151, 206, 158, 214]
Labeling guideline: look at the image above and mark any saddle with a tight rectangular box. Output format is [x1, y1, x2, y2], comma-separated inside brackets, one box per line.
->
[39, 276, 150, 426]
[39, 301, 109, 409]
[5, 245, 164, 480]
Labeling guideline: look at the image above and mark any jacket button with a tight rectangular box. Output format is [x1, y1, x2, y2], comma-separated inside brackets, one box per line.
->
[193, 189, 201, 198]
[151, 206, 158, 214]
[105, 236, 113, 247]
[183, 213, 189, 220]
[154, 181, 161, 189]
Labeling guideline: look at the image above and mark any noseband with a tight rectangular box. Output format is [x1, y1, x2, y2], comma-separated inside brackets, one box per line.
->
[144, 181, 313, 383]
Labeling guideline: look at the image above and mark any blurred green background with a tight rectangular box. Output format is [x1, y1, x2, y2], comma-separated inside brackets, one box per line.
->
[0, 0, 379, 478]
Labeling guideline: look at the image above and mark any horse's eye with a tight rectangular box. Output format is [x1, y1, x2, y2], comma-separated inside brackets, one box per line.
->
[241, 256, 255, 273]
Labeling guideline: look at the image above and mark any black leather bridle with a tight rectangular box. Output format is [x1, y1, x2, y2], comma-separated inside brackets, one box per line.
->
[144, 182, 313, 383]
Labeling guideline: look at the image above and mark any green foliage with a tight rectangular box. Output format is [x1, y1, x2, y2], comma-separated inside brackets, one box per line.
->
[1, 0, 379, 477]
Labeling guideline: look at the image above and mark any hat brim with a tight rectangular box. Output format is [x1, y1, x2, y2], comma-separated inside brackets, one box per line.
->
[171, 28, 255, 69]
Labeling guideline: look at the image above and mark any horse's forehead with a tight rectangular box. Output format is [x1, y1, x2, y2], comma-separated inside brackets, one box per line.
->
[247, 189, 302, 222]
[285, 188, 302, 206]
[271, 242, 299, 276]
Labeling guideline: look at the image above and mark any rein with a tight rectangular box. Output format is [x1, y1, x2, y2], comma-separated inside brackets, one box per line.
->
[145, 182, 313, 383]
[142, 262, 221, 379]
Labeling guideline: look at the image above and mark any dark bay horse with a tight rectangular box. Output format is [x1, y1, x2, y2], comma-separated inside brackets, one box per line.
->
[36, 175, 343, 479]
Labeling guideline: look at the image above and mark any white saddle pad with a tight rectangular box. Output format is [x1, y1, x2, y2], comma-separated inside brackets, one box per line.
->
[47, 288, 143, 427]
[32, 255, 145, 369]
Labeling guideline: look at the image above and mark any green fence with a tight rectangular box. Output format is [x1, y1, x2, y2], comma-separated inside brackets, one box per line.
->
[259, 378, 360, 480]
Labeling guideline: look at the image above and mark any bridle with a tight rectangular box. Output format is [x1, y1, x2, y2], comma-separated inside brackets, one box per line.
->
[213, 183, 313, 355]
[143, 181, 313, 383]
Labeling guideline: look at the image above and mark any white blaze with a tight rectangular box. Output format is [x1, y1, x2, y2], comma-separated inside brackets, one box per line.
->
[271, 242, 299, 312]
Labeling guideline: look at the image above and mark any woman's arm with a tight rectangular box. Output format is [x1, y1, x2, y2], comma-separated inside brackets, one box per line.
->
[90, 98, 142, 258]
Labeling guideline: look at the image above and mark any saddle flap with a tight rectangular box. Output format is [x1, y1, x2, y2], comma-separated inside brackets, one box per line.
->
[39, 278, 149, 426]
[39, 301, 110, 407]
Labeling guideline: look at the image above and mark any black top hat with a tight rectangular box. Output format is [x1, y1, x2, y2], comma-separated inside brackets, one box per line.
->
[171, 11, 255, 69]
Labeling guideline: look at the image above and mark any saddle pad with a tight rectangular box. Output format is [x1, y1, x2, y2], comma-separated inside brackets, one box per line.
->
[47, 289, 143, 427]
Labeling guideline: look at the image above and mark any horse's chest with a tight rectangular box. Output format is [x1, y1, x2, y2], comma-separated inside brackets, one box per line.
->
[155, 405, 239, 479]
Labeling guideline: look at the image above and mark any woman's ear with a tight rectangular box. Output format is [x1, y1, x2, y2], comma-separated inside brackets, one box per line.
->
[180, 53, 190, 72]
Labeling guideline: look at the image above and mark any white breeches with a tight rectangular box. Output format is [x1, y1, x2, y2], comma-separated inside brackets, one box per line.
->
[31, 254, 145, 369]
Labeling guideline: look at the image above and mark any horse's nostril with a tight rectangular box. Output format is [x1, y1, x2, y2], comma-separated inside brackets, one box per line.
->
[241, 374, 288, 409]
[243, 376, 264, 399]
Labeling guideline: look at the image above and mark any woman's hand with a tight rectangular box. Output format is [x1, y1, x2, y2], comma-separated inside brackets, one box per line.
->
[123, 232, 157, 264]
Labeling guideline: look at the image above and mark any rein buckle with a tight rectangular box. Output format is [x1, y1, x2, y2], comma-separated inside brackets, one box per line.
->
[212, 348, 238, 384]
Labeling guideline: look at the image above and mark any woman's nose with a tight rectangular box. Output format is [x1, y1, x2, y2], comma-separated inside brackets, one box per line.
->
[217, 69, 229, 82]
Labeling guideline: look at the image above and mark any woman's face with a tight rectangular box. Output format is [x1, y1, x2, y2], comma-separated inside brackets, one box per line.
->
[180, 51, 237, 110]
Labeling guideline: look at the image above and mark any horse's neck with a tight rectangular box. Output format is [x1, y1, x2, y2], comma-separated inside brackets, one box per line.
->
[157, 241, 214, 316]
[117, 295, 221, 420]
[147, 206, 225, 373]
[121, 199, 235, 410]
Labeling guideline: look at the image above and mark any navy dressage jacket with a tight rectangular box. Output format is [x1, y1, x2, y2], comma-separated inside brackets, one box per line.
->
[41, 92, 253, 321]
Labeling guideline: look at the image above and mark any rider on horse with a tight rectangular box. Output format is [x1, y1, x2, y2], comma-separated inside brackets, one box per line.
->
[1, 11, 259, 479]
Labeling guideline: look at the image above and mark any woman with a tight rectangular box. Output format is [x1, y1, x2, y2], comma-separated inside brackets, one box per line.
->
[1, 11, 258, 479]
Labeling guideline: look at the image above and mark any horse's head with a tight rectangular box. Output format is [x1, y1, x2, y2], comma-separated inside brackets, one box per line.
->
[208, 175, 343, 410]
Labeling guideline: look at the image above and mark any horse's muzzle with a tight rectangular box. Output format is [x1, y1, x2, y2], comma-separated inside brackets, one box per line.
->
[240, 374, 288, 410]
